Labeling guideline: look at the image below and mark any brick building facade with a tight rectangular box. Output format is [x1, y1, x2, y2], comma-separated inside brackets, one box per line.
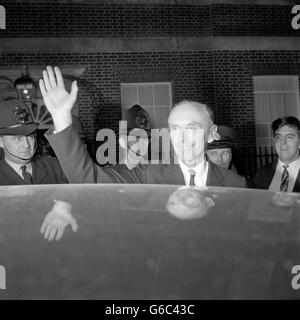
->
[0, 0, 299, 175]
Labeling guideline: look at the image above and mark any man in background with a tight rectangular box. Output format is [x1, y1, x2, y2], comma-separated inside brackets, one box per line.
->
[253, 116, 300, 192]
[117, 104, 150, 169]
[103, 104, 151, 183]
[206, 125, 238, 173]
[0, 98, 68, 185]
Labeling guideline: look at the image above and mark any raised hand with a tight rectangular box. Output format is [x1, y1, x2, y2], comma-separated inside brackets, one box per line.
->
[39, 66, 78, 132]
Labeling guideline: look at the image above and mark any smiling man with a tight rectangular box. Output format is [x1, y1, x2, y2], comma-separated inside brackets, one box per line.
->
[254, 116, 300, 192]
[41, 66, 246, 187]
[138, 100, 245, 187]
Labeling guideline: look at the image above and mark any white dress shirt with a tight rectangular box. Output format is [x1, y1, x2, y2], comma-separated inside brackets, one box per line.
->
[269, 157, 300, 192]
[5, 158, 33, 180]
[178, 159, 209, 187]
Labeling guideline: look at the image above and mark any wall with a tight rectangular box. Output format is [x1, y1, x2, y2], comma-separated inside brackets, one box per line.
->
[0, 0, 299, 174]
[0, 1, 297, 38]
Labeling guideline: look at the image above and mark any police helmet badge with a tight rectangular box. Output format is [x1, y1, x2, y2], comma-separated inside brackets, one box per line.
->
[135, 110, 148, 129]
[214, 132, 221, 141]
[0, 98, 37, 135]
[14, 104, 29, 124]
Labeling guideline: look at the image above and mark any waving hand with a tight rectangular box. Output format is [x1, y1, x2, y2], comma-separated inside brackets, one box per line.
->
[39, 66, 78, 132]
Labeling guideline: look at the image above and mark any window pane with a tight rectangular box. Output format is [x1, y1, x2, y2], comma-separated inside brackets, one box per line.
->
[122, 85, 138, 107]
[253, 76, 300, 148]
[138, 84, 153, 106]
[254, 94, 272, 123]
[121, 82, 172, 129]
[283, 92, 299, 116]
[154, 106, 170, 128]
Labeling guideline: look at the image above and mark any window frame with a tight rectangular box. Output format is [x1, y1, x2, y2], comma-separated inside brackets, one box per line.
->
[253, 75, 300, 148]
[121, 82, 173, 129]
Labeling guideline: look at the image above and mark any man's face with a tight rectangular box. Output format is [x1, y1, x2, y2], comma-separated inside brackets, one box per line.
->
[206, 148, 232, 169]
[273, 125, 300, 164]
[168, 103, 210, 167]
[0, 134, 36, 164]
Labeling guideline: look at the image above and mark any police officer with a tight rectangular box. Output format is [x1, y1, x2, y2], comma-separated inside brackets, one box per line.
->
[101, 104, 151, 183]
[118, 104, 151, 169]
[0, 98, 68, 185]
[206, 125, 237, 173]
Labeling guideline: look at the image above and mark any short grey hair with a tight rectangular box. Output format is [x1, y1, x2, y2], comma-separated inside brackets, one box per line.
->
[172, 100, 215, 128]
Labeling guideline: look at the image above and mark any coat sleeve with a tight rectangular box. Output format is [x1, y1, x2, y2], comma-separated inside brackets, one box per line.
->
[45, 125, 114, 184]
[52, 157, 69, 184]
[253, 169, 265, 189]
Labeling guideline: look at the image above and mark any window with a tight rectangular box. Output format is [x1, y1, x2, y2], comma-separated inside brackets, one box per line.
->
[253, 75, 300, 148]
[121, 82, 172, 129]
[121, 82, 173, 162]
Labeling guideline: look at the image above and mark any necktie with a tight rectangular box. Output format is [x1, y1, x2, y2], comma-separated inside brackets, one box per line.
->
[21, 165, 33, 184]
[280, 165, 289, 192]
[188, 169, 196, 186]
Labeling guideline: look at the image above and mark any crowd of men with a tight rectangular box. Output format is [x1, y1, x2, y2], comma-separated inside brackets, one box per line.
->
[0, 66, 299, 193]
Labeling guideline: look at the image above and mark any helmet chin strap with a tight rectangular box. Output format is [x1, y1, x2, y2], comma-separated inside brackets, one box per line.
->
[126, 141, 141, 158]
[3, 140, 37, 162]
[127, 137, 149, 158]
[128, 145, 143, 158]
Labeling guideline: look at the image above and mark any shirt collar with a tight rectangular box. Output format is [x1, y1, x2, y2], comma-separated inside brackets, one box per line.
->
[178, 158, 208, 176]
[5, 157, 32, 173]
[277, 156, 300, 170]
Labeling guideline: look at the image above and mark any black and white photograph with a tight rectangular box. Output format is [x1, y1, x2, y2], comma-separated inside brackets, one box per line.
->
[0, 0, 300, 304]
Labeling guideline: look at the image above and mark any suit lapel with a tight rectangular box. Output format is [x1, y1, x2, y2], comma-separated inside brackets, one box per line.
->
[266, 161, 278, 189]
[266, 160, 300, 192]
[31, 158, 48, 184]
[164, 162, 225, 186]
[0, 158, 26, 185]
[293, 169, 300, 192]
[164, 164, 185, 185]
[165, 162, 225, 186]
[206, 162, 225, 186]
